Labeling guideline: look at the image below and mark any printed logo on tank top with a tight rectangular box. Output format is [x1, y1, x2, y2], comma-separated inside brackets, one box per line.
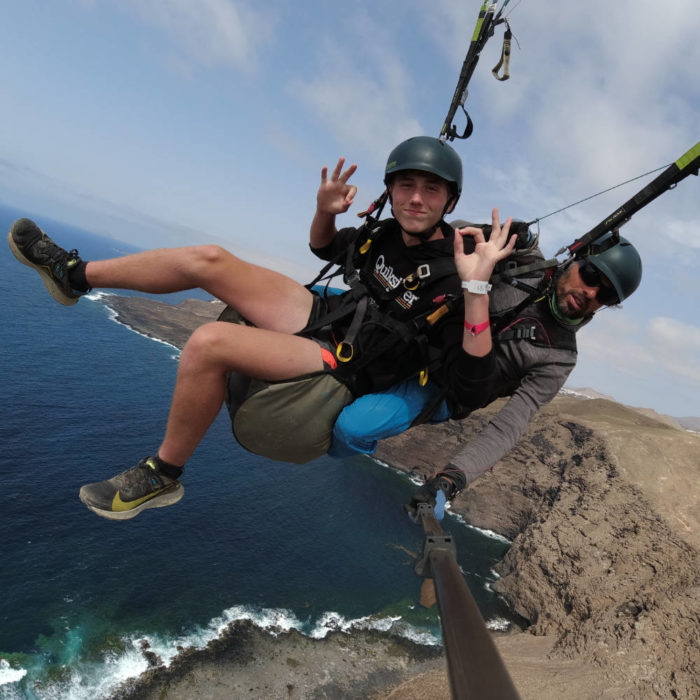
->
[373, 254, 419, 310]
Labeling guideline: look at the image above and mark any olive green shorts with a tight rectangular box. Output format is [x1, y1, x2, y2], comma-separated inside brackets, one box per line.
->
[217, 302, 352, 464]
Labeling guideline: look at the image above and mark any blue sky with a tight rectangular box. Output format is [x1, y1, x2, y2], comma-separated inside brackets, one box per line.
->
[1, 0, 699, 417]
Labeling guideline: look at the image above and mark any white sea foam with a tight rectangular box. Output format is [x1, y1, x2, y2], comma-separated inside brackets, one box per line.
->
[309, 611, 439, 646]
[447, 511, 512, 544]
[0, 660, 27, 686]
[130, 605, 304, 671]
[84, 290, 114, 302]
[486, 617, 511, 632]
[13, 604, 442, 699]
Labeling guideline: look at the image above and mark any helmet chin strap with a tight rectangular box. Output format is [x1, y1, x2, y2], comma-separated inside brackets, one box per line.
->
[402, 223, 441, 241]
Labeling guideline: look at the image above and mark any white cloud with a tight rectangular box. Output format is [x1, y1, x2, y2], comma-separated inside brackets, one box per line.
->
[645, 317, 700, 382]
[288, 20, 423, 163]
[128, 0, 274, 72]
[579, 312, 700, 385]
[662, 218, 700, 250]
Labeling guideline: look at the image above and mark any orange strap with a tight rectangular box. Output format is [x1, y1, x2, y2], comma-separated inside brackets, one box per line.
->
[320, 347, 338, 370]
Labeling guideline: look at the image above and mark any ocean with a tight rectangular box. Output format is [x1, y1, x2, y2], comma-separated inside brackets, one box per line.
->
[0, 204, 515, 699]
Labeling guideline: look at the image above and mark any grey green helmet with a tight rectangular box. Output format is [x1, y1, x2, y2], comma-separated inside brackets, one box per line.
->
[384, 136, 463, 206]
[583, 232, 642, 303]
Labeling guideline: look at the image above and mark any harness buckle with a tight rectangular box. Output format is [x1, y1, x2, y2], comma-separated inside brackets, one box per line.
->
[515, 325, 537, 340]
[404, 273, 420, 291]
[336, 342, 354, 363]
[404, 264, 431, 291]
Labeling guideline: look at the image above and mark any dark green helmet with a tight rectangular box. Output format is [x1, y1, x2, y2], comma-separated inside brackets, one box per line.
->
[384, 136, 463, 205]
[583, 232, 642, 303]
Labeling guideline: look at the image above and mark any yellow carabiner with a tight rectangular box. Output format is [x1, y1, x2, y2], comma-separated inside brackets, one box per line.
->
[359, 238, 372, 255]
[404, 273, 419, 291]
[336, 342, 354, 363]
[419, 369, 428, 386]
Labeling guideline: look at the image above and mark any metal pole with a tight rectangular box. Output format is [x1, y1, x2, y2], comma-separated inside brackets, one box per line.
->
[415, 505, 520, 699]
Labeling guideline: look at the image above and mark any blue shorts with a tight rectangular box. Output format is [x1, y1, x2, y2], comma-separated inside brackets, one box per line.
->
[328, 379, 450, 457]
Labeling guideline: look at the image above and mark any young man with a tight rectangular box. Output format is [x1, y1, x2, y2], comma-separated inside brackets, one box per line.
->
[8, 136, 517, 520]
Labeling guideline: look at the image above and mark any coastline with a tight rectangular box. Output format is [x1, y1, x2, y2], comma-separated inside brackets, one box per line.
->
[119, 621, 445, 700]
[94, 294, 699, 699]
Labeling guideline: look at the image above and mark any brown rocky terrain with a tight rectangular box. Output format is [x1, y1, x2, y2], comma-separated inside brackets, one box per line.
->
[377, 400, 699, 699]
[100, 295, 699, 699]
[97, 295, 224, 349]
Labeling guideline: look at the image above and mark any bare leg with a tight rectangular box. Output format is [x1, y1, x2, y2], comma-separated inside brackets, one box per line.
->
[156, 321, 325, 466]
[85, 245, 313, 333]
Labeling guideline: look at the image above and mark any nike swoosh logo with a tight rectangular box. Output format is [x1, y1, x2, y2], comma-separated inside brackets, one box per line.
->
[111, 489, 162, 512]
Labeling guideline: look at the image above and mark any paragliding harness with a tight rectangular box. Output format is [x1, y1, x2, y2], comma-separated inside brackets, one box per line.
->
[301, 191, 468, 394]
[299, 201, 562, 422]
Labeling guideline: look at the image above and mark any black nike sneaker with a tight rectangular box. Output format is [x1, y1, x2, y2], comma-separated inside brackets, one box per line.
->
[8, 218, 88, 305]
[79, 457, 184, 520]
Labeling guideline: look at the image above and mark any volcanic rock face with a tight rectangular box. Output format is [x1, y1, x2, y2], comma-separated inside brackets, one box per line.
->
[101, 294, 699, 698]
[376, 399, 699, 699]
[121, 622, 443, 700]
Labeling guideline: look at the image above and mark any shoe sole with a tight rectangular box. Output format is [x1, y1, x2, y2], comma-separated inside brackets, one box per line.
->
[7, 228, 79, 306]
[79, 482, 185, 521]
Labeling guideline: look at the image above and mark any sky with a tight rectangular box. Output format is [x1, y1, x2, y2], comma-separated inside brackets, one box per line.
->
[1, 0, 699, 417]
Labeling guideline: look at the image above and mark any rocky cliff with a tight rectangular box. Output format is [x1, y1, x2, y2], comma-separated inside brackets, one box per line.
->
[376, 400, 699, 699]
[101, 295, 699, 699]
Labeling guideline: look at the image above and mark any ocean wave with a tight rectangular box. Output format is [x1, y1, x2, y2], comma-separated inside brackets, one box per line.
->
[135, 605, 304, 670]
[83, 291, 115, 302]
[486, 617, 511, 632]
[448, 512, 512, 544]
[0, 660, 27, 687]
[4, 604, 439, 700]
[309, 611, 439, 646]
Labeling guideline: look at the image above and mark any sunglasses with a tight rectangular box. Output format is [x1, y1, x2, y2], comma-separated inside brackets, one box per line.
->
[578, 261, 620, 305]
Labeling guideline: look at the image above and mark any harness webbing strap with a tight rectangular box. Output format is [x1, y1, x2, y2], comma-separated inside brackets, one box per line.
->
[336, 296, 369, 362]
[498, 256, 559, 280]
[491, 24, 511, 81]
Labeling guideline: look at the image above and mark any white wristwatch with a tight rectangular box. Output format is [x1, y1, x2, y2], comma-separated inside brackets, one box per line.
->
[461, 279, 492, 294]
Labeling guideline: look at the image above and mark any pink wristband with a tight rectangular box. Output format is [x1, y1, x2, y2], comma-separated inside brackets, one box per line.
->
[464, 319, 490, 336]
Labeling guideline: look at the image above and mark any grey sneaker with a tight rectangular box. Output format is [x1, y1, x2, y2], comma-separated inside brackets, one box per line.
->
[79, 457, 184, 521]
[8, 218, 87, 305]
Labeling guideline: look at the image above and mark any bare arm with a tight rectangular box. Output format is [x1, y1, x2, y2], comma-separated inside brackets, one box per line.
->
[309, 157, 358, 249]
[454, 208, 516, 357]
